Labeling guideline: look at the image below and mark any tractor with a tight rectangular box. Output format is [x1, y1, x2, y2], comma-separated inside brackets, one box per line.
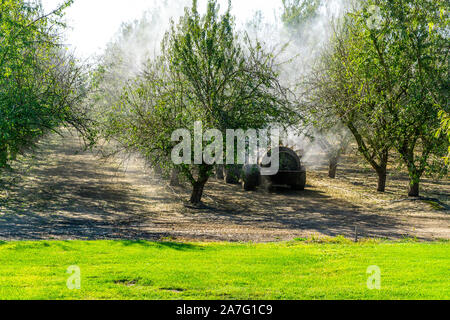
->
[239, 146, 307, 191]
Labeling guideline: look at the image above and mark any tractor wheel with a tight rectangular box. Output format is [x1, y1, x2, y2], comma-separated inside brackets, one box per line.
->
[292, 171, 306, 191]
[242, 165, 260, 191]
[261, 175, 274, 192]
[225, 165, 241, 184]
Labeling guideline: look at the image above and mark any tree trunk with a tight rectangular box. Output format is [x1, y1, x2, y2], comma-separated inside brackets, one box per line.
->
[170, 168, 180, 187]
[190, 182, 206, 204]
[376, 165, 387, 192]
[216, 165, 224, 180]
[408, 181, 420, 197]
[153, 165, 162, 175]
[189, 165, 211, 204]
[0, 146, 7, 168]
[399, 145, 424, 198]
[328, 157, 338, 179]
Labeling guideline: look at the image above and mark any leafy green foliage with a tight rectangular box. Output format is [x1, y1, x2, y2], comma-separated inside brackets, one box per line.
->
[0, 0, 89, 170]
[355, 0, 449, 195]
[164, 0, 295, 131]
[437, 110, 450, 164]
[282, 0, 322, 28]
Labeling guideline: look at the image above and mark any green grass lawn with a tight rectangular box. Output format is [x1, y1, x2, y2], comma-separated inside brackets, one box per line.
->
[0, 239, 448, 300]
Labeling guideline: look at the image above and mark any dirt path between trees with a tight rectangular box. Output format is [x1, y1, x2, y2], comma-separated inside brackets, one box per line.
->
[0, 131, 449, 242]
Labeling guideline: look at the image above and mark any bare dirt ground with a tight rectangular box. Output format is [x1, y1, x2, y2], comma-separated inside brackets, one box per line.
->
[0, 131, 448, 242]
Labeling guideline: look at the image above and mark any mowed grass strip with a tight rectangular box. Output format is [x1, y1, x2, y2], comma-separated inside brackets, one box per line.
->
[0, 240, 448, 300]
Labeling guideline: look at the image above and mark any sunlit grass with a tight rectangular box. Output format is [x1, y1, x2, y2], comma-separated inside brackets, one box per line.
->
[0, 240, 448, 300]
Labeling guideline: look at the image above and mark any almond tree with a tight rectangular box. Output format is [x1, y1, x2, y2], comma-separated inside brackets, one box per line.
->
[309, 0, 449, 196]
[348, 0, 448, 197]
[282, 0, 353, 180]
[0, 0, 90, 170]
[307, 30, 393, 192]
[101, 0, 296, 204]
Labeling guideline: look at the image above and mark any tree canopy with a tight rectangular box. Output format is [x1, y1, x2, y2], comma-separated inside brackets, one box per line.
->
[306, 0, 449, 196]
[0, 0, 90, 170]
[96, 0, 297, 204]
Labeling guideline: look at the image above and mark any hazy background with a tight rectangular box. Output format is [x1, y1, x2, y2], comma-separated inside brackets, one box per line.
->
[41, 0, 281, 59]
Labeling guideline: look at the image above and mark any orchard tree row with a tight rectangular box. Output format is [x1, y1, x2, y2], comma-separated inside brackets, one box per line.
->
[1, 0, 448, 205]
[91, 0, 448, 203]
[0, 0, 92, 171]
[285, 0, 449, 196]
[91, 0, 298, 204]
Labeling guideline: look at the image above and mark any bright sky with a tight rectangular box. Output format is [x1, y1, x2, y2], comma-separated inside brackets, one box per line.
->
[41, 0, 281, 59]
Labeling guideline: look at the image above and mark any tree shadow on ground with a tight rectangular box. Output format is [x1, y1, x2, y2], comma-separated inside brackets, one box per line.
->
[181, 179, 415, 241]
[1, 131, 448, 242]
[0, 133, 176, 241]
[119, 240, 203, 251]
